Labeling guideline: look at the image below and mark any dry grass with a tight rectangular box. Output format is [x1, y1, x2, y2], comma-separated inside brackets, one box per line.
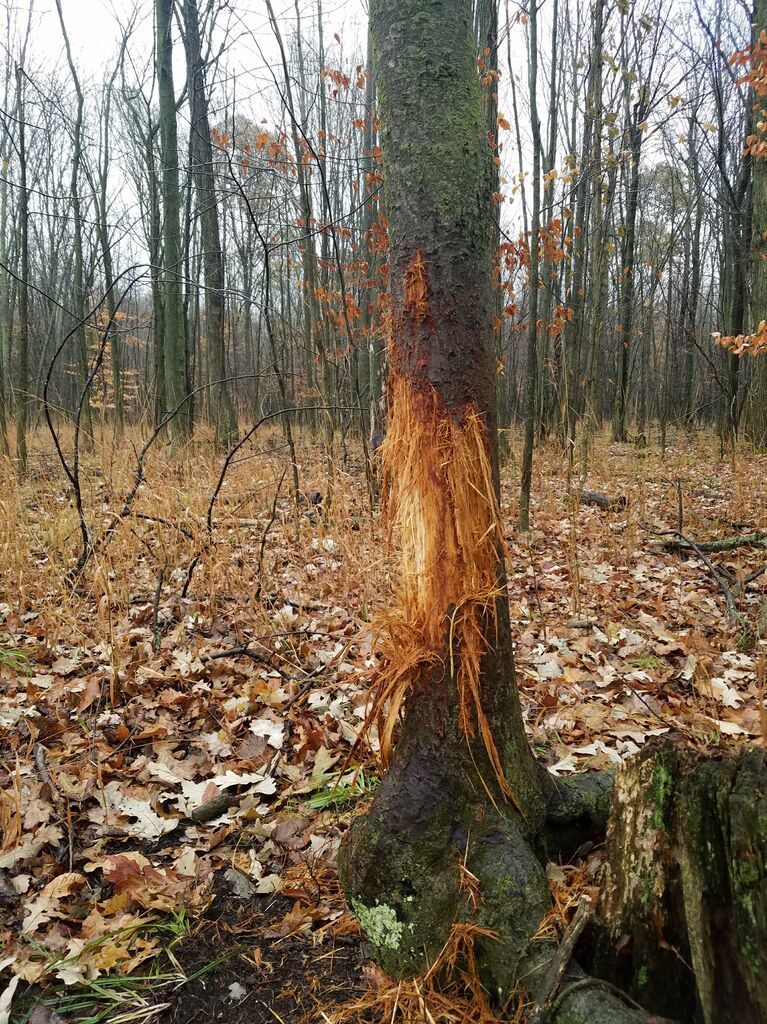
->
[326, 921, 518, 1024]
[0, 421, 386, 644]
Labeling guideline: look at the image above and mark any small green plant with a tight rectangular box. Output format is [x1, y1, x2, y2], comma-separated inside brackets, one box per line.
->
[631, 654, 663, 672]
[306, 767, 379, 810]
[0, 643, 32, 675]
[736, 629, 756, 653]
[150, 908, 190, 942]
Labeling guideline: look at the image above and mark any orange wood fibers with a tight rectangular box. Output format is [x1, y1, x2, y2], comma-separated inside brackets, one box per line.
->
[366, 372, 521, 812]
[328, 921, 510, 1024]
[404, 249, 430, 326]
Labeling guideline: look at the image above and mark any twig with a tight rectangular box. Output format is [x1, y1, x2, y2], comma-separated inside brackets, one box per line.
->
[256, 468, 287, 600]
[135, 512, 194, 540]
[201, 643, 292, 681]
[663, 531, 767, 553]
[676, 478, 683, 534]
[152, 567, 165, 653]
[550, 976, 648, 1016]
[651, 528, 744, 625]
[189, 748, 281, 823]
[758, 656, 767, 751]
[284, 672, 325, 711]
[33, 743, 57, 795]
[527, 895, 595, 1024]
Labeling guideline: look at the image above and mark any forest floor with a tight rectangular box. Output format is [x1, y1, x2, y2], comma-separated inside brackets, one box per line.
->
[0, 425, 766, 1023]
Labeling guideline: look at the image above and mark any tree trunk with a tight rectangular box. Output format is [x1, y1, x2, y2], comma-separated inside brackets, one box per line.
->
[0, 137, 9, 458]
[561, 0, 603, 444]
[182, 0, 237, 448]
[94, 65, 124, 437]
[55, 0, 93, 452]
[361, 28, 384, 448]
[746, 0, 767, 448]
[339, 3, 767, 1023]
[149, 139, 166, 429]
[592, 738, 767, 1024]
[538, 0, 561, 440]
[612, 62, 645, 443]
[14, 63, 28, 474]
[683, 116, 703, 431]
[518, 0, 542, 532]
[156, 0, 190, 443]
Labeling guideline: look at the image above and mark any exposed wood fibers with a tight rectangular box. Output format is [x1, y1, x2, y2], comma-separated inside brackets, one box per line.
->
[365, 371, 521, 812]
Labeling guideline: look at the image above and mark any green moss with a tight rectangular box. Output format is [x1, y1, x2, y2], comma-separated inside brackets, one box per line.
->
[639, 869, 656, 910]
[339, 795, 462, 978]
[630, 654, 663, 671]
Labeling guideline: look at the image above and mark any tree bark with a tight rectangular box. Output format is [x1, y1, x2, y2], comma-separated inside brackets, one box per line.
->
[338, 3, 767, 1023]
[338, 2, 650, 1019]
[55, 0, 93, 451]
[592, 738, 767, 1024]
[612, 37, 646, 443]
[518, 0, 542, 531]
[155, 0, 190, 443]
[14, 63, 28, 473]
[746, 0, 767, 447]
[182, 0, 237, 448]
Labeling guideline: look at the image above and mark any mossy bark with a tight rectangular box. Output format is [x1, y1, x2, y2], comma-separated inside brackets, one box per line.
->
[592, 738, 767, 1024]
[746, 0, 767, 448]
[338, 3, 767, 1023]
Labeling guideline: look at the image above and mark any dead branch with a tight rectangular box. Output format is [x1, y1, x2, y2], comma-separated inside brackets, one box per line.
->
[527, 896, 595, 1024]
[652, 528, 744, 625]
[579, 490, 627, 511]
[663, 532, 767, 553]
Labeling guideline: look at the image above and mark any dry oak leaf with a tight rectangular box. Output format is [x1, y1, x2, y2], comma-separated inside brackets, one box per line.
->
[0, 826, 63, 871]
[161, 770, 276, 816]
[91, 781, 178, 841]
[22, 872, 86, 933]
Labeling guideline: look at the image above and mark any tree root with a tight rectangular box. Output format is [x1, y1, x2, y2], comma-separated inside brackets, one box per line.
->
[341, 736, 767, 1022]
[340, 753, 671, 1023]
[543, 769, 615, 858]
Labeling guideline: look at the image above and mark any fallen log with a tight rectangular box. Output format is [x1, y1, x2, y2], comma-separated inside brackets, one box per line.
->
[663, 531, 767, 553]
[579, 491, 628, 511]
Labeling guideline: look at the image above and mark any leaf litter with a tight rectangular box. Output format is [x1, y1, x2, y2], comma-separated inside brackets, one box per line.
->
[0, 429, 765, 1020]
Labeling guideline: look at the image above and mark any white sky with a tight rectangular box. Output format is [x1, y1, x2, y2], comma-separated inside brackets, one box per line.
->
[30, 0, 370, 81]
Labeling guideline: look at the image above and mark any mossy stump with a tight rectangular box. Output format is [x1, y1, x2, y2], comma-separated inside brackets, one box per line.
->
[591, 738, 767, 1024]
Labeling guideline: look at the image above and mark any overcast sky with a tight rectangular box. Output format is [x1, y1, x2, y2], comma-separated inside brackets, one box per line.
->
[31, 0, 369, 81]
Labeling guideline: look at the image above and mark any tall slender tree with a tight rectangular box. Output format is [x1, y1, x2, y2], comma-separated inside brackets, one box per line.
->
[14, 62, 27, 473]
[746, 0, 767, 446]
[339, 6, 767, 1023]
[182, 0, 237, 447]
[155, 0, 190, 442]
[518, 0, 542, 531]
[55, 0, 93, 450]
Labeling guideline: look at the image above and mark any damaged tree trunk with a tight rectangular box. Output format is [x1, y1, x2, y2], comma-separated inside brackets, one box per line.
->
[338, 2, 767, 1022]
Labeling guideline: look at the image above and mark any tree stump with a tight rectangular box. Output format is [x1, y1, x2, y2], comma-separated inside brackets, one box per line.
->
[591, 738, 767, 1024]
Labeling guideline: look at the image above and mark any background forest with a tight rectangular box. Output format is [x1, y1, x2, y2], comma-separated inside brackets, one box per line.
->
[0, 0, 764, 467]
